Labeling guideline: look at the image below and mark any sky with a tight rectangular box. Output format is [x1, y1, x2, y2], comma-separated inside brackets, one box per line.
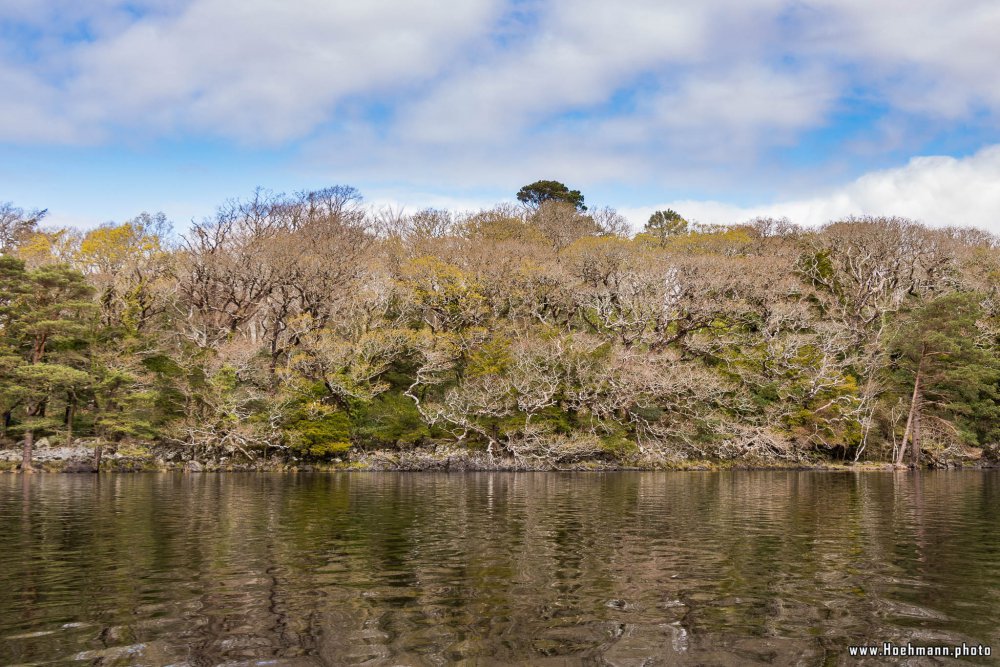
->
[1, 0, 999, 233]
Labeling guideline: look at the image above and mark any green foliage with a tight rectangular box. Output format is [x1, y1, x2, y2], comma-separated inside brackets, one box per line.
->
[141, 354, 184, 377]
[661, 226, 754, 254]
[600, 430, 638, 458]
[399, 257, 487, 332]
[90, 361, 160, 440]
[644, 209, 688, 244]
[802, 250, 836, 286]
[889, 293, 1000, 448]
[516, 180, 587, 211]
[463, 211, 545, 243]
[284, 400, 352, 458]
[280, 383, 353, 457]
[532, 406, 575, 434]
[351, 392, 429, 447]
[0, 258, 97, 447]
[465, 335, 512, 377]
[15, 363, 90, 392]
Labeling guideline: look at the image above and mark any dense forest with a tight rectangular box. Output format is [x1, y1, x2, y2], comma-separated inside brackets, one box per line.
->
[1, 182, 999, 471]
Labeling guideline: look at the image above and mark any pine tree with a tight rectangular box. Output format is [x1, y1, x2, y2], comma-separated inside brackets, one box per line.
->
[0, 258, 94, 470]
[644, 209, 688, 245]
[516, 180, 587, 211]
[891, 293, 1000, 466]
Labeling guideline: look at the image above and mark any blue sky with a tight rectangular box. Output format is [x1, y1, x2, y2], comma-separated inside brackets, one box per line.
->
[2, 0, 1000, 231]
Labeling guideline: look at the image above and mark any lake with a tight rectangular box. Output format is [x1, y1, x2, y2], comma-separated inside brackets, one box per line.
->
[1, 472, 998, 665]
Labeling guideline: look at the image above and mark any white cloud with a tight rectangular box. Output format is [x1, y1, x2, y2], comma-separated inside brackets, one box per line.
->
[395, 0, 808, 149]
[0, 62, 83, 143]
[74, 0, 504, 142]
[396, 0, 714, 143]
[3, 0, 1000, 234]
[802, 0, 1000, 117]
[621, 145, 1000, 232]
[654, 66, 836, 135]
[577, 64, 839, 166]
[3, 0, 1000, 150]
[1, 0, 503, 144]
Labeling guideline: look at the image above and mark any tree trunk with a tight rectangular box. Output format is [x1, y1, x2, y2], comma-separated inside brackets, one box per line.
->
[93, 444, 103, 472]
[896, 395, 916, 467]
[66, 394, 75, 445]
[896, 349, 924, 467]
[32, 333, 46, 364]
[911, 395, 921, 467]
[21, 430, 34, 472]
[268, 329, 279, 380]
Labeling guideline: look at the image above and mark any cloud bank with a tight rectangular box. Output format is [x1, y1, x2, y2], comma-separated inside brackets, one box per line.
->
[2, 1, 999, 232]
[4, 1, 999, 149]
[621, 145, 1000, 232]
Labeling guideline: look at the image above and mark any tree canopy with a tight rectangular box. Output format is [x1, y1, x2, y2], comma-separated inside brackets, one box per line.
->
[516, 180, 587, 211]
[2, 191, 998, 471]
[644, 209, 688, 244]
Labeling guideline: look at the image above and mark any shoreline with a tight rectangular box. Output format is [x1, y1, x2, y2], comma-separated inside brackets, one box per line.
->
[1, 444, 993, 474]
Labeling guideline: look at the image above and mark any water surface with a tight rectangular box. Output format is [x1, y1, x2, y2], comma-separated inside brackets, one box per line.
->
[1, 472, 998, 665]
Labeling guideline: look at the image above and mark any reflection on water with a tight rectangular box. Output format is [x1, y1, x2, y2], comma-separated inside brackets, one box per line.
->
[1, 472, 998, 665]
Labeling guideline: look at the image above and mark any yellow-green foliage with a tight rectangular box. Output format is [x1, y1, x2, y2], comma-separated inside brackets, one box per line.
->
[77, 222, 162, 272]
[661, 227, 754, 254]
[399, 256, 487, 330]
[463, 212, 547, 244]
[465, 335, 512, 377]
[284, 400, 352, 458]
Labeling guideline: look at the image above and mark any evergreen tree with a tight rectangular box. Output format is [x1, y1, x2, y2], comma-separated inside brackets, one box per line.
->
[644, 209, 688, 245]
[890, 293, 1000, 466]
[516, 180, 587, 211]
[0, 258, 95, 470]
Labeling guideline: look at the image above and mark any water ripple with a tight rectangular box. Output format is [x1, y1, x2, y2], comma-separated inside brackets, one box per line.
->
[1, 471, 998, 665]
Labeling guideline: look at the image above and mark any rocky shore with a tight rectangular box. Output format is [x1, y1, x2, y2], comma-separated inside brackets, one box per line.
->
[2, 440, 994, 473]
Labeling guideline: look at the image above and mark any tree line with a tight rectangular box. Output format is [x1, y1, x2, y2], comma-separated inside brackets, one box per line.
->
[1, 183, 998, 470]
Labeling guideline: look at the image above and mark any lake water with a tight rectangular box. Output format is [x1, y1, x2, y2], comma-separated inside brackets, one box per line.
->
[1, 472, 998, 665]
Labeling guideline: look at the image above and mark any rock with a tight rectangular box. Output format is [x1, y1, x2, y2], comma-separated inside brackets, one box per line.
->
[63, 460, 96, 473]
[35, 437, 51, 449]
[186, 460, 203, 473]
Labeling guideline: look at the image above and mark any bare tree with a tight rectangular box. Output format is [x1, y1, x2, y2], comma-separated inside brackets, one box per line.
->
[0, 202, 47, 254]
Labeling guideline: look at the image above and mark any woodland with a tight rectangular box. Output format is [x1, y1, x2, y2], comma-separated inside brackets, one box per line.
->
[1, 182, 998, 471]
